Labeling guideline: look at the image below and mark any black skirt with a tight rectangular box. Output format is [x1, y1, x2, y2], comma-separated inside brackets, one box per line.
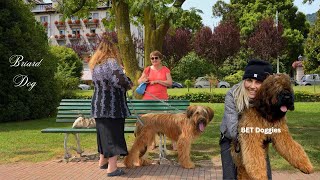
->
[95, 118, 128, 158]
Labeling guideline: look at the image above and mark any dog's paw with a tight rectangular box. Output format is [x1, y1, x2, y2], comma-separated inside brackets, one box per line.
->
[301, 165, 314, 174]
[182, 162, 195, 169]
[141, 158, 152, 166]
[123, 157, 134, 168]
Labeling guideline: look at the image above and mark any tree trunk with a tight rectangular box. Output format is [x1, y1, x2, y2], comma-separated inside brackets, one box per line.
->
[112, 0, 141, 81]
[143, 0, 185, 67]
[143, 5, 171, 67]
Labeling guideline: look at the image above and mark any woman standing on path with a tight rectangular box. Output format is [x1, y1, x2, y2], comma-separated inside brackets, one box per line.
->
[90, 37, 133, 177]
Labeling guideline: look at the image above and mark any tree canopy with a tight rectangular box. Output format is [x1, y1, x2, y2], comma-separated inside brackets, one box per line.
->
[304, 11, 320, 74]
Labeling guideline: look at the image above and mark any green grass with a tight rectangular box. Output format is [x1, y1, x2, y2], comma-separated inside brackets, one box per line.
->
[0, 102, 319, 171]
[75, 85, 320, 97]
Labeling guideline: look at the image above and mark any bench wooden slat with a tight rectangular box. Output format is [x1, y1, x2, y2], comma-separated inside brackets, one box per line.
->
[56, 119, 138, 123]
[60, 102, 190, 106]
[61, 99, 189, 102]
[41, 126, 136, 133]
[58, 104, 188, 111]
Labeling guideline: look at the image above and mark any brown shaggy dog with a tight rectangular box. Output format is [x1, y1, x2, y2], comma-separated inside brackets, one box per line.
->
[232, 74, 314, 180]
[124, 105, 214, 169]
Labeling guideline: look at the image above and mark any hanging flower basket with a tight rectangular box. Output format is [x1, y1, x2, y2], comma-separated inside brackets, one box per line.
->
[54, 21, 58, 25]
[68, 34, 72, 38]
[83, 19, 88, 24]
[43, 22, 48, 27]
[75, 20, 81, 24]
[59, 21, 65, 25]
[93, 19, 99, 23]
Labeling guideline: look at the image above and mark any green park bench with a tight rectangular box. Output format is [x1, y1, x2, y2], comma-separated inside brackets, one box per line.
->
[41, 99, 190, 159]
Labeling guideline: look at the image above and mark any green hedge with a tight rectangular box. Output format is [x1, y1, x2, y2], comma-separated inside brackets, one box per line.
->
[69, 91, 320, 103]
[294, 91, 320, 102]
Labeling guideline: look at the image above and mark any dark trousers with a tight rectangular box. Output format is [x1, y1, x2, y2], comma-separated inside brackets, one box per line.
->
[219, 134, 272, 180]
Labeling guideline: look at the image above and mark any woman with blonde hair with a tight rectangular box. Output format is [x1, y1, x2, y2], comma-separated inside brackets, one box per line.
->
[220, 59, 273, 179]
[90, 37, 132, 177]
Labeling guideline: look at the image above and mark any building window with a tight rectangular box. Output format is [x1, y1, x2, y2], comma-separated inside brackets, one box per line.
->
[90, 28, 96, 34]
[71, 16, 79, 21]
[57, 41, 65, 46]
[72, 28, 80, 35]
[105, 12, 110, 20]
[59, 30, 65, 35]
[89, 13, 99, 20]
[40, 16, 48, 23]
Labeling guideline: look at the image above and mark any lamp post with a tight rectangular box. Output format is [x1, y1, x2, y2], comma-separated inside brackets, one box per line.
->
[275, 11, 279, 73]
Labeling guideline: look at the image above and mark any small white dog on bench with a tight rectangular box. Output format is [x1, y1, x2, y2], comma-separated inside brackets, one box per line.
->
[72, 116, 96, 128]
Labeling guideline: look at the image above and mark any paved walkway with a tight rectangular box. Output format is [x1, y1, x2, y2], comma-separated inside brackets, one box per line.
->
[0, 158, 318, 180]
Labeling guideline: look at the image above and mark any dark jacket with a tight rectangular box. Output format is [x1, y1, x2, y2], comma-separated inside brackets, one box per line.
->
[91, 58, 132, 118]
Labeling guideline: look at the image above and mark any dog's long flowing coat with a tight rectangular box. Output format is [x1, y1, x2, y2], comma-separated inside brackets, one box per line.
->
[232, 74, 313, 180]
[124, 105, 214, 169]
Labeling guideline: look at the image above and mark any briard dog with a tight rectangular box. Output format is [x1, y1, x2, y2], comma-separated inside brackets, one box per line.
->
[124, 105, 214, 169]
[232, 73, 314, 180]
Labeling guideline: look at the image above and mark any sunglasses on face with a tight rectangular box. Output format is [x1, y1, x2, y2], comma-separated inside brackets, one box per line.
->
[151, 56, 159, 60]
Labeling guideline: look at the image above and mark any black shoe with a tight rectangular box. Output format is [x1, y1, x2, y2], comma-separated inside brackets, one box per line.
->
[100, 163, 108, 169]
[107, 169, 125, 177]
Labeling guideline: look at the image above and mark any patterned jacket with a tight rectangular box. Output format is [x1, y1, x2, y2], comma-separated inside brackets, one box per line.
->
[91, 58, 132, 118]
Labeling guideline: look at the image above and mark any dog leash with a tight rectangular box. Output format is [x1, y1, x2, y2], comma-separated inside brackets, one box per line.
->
[126, 92, 144, 126]
[143, 91, 185, 113]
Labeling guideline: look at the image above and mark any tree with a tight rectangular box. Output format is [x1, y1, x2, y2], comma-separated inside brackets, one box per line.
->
[247, 18, 286, 61]
[193, 26, 213, 61]
[194, 20, 240, 67]
[172, 7, 203, 32]
[304, 11, 320, 74]
[0, 0, 60, 121]
[171, 52, 213, 82]
[162, 28, 192, 69]
[211, 20, 241, 65]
